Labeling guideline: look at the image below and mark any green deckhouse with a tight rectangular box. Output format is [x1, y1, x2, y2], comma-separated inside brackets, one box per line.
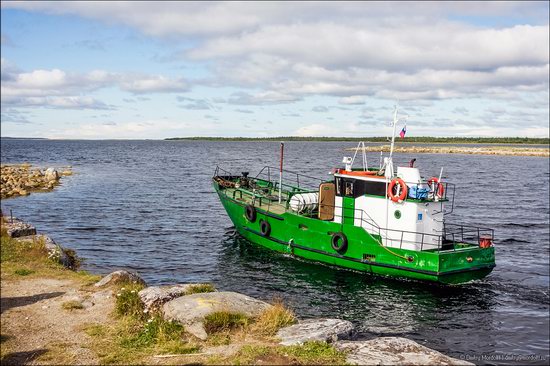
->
[213, 109, 496, 284]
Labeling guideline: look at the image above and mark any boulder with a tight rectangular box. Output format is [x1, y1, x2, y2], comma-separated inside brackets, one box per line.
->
[276, 318, 354, 346]
[139, 284, 210, 310]
[5, 218, 37, 238]
[95, 270, 146, 288]
[44, 168, 59, 182]
[163, 291, 271, 340]
[335, 337, 473, 365]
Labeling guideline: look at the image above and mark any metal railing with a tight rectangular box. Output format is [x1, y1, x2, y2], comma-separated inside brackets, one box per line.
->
[254, 166, 326, 192]
[213, 166, 489, 252]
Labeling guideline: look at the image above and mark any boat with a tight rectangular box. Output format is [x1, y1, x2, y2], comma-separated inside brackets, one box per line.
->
[212, 108, 496, 284]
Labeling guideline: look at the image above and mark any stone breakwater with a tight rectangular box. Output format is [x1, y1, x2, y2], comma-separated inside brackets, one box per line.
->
[347, 145, 550, 157]
[0, 163, 72, 199]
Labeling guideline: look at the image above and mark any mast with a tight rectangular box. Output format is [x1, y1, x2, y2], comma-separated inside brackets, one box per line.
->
[278, 142, 284, 203]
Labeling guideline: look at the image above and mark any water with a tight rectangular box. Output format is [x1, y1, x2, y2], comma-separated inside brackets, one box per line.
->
[2, 139, 549, 364]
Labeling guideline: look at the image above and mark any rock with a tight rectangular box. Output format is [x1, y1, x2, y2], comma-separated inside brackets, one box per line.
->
[335, 337, 473, 365]
[5, 218, 37, 238]
[163, 291, 271, 340]
[276, 318, 354, 346]
[41, 235, 78, 270]
[139, 284, 211, 311]
[95, 270, 147, 287]
[44, 168, 59, 182]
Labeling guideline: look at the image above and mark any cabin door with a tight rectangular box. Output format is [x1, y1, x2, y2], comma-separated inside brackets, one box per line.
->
[342, 197, 355, 225]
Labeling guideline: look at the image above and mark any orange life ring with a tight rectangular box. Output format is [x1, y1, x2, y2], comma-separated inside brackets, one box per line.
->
[388, 178, 408, 202]
[428, 177, 445, 197]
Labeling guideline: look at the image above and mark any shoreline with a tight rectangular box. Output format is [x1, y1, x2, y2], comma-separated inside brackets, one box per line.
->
[346, 145, 550, 157]
[1, 215, 471, 365]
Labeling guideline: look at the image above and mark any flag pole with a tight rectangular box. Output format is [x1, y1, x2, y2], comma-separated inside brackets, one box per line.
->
[278, 142, 284, 203]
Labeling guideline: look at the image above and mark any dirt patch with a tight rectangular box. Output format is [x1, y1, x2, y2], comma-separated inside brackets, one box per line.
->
[1, 277, 114, 365]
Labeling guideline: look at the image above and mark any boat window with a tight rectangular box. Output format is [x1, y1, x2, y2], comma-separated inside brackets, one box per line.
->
[335, 177, 342, 195]
[345, 181, 354, 196]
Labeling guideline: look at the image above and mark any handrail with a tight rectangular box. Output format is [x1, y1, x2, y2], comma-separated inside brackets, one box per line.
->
[213, 167, 489, 252]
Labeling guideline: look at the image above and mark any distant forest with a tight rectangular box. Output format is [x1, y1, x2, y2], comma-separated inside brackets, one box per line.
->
[165, 136, 549, 144]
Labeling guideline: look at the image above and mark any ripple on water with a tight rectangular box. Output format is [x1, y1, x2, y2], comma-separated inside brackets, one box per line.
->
[1, 139, 548, 364]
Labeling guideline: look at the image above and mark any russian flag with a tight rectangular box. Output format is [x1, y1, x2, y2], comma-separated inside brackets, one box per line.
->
[399, 125, 407, 138]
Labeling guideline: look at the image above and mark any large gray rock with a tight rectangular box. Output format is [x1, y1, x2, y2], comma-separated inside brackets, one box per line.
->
[95, 270, 146, 287]
[5, 218, 36, 238]
[139, 284, 212, 310]
[163, 291, 271, 340]
[276, 318, 354, 346]
[335, 337, 473, 365]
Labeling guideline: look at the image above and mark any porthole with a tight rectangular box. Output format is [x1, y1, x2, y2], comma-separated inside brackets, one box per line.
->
[394, 210, 402, 219]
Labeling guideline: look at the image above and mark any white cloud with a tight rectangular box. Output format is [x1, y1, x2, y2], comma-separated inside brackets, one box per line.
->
[119, 75, 187, 94]
[294, 123, 338, 137]
[338, 96, 366, 105]
[4, 1, 547, 37]
[1, 61, 189, 110]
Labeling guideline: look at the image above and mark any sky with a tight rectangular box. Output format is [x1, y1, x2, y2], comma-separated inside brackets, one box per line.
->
[1, 1, 549, 139]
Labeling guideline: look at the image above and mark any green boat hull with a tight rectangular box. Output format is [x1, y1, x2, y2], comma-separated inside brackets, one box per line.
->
[215, 184, 495, 285]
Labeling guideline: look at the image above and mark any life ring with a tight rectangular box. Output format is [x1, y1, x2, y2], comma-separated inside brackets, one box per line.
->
[245, 204, 257, 222]
[428, 177, 445, 198]
[260, 219, 271, 237]
[331, 232, 348, 254]
[388, 178, 408, 203]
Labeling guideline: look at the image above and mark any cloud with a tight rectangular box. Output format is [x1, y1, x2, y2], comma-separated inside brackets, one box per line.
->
[4, 2, 547, 37]
[4, 96, 115, 110]
[235, 108, 254, 114]
[0, 108, 33, 124]
[177, 96, 212, 110]
[312, 106, 329, 112]
[338, 96, 366, 105]
[294, 123, 338, 137]
[226, 91, 301, 105]
[1, 60, 189, 110]
[119, 75, 187, 94]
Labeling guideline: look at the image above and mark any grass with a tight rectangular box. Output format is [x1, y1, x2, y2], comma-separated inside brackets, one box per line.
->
[251, 301, 296, 336]
[1, 229, 100, 284]
[14, 268, 35, 276]
[213, 341, 348, 365]
[62, 300, 84, 311]
[115, 283, 146, 319]
[184, 283, 216, 294]
[84, 315, 201, 364]
[204, 311, 249, 334]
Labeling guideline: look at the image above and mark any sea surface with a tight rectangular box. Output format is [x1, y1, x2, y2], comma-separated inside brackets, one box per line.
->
[1, 139, 549, 365]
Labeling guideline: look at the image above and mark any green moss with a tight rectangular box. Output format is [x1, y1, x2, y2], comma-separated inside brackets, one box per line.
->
[14, 268, 35, 276]
[185, 283, 216, 294]
[220, 342, 347, 365]
[284, 341, 348, 364]
[204, 312, 249, 334]
[62, 300, 84, 310]
[222, 341, 348, 365]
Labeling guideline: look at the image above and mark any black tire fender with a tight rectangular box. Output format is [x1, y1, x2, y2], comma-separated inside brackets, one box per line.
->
[245, 204, 257, 222]
[331, 232, 348, 254]
[260, 219, 271, 237]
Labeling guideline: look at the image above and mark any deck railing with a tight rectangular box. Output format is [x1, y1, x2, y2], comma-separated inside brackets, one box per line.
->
[213, 166, 491, 252]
